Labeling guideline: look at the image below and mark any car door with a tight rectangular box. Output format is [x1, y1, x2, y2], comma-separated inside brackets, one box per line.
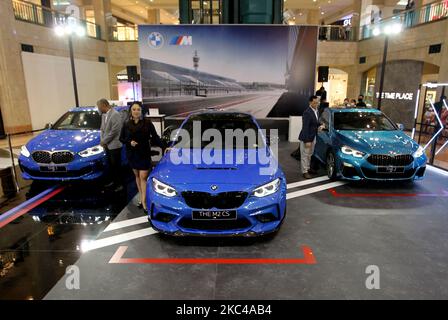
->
[314, 109, 331, 162]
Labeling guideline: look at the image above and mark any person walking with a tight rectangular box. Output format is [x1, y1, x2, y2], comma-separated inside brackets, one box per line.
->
[299, 96, 320, 179]
[97, 98, 124, 192]
[120, 101, 164, 212]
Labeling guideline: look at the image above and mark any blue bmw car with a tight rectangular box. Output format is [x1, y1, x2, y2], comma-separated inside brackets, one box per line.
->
[19, 106, 127, 181]
[314, 108, 427, 181]
[146, 112, 287, 237]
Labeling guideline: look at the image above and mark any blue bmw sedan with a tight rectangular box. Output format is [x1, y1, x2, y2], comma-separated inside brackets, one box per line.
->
[314, 108, 427, 181]
[19, 106, 127, 181]
[146, 112, 287, 237]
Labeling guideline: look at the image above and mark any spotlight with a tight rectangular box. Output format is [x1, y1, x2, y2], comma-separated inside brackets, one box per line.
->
[76, 26, 86, 37]
[55, 25, 64, 36]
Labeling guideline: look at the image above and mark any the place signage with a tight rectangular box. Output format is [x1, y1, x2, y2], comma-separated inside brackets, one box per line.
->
[375, 92, 414, 100]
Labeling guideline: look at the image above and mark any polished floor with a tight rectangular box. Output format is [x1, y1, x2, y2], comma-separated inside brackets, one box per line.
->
[1, 142, 448, 299]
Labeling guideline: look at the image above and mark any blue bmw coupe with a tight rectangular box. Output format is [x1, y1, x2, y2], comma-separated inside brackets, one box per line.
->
[19, 106, 127, 181]
[146, 112, 287, 237]
[314, 108, 427, 181]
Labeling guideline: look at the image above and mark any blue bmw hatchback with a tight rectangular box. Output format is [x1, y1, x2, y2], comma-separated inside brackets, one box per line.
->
[19, 106, 127, 181]
[314, 108, 427, 181]
[146, 112, 287, 237]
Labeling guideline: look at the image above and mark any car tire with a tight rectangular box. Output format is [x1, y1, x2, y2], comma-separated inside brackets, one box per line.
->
[326, 151, 337, 180]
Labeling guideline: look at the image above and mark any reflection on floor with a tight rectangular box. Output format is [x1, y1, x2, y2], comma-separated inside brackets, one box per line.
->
[0, 173, 137, 300]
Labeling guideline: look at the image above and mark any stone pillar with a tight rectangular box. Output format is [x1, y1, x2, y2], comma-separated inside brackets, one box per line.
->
[436, 20, 448, 96]
[147, 9, 160, 24]
[0, 0, 32, 133]
[351, 0, 362, 40]
[345, 65, 363, 100]
[92, 0, 111, 41]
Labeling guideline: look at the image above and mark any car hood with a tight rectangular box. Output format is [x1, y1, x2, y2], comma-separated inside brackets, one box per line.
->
[26, 130, 100, 153]
[335, 130, 419, 155]
[153, 149, 281, 186]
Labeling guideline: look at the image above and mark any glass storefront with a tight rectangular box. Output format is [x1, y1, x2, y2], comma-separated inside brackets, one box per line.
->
[413, 85, 448, 171]
[191, 0, 221, 24]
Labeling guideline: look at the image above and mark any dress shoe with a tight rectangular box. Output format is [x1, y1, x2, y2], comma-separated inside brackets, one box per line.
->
[303, 172, 314, 179]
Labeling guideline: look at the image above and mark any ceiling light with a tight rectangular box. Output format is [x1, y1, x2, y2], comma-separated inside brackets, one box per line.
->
[372, 27, 381, 36]
[55, 25, 64, 36]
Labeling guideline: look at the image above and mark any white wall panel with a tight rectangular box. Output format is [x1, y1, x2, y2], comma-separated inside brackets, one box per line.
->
[22, 52, 110, 129]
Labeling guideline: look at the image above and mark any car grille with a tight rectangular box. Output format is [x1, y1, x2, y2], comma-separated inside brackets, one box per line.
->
[367, 154, 414, 166]
[32, 151, 74, 164]
[179, 218, 252, 231]
[181, 191, 248, 209]
[32, 151, 51, 163]
[361, 167, 416, 179]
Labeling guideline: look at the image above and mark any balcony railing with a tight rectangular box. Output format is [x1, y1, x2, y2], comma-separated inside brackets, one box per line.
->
[318, 25, 356, 42]
[110, 25, 139, 41]
[12, 0, 102, 40]
[361, 0, 448, 40]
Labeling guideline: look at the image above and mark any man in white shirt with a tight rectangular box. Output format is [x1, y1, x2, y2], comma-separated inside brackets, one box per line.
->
[298, 96, 320, 179]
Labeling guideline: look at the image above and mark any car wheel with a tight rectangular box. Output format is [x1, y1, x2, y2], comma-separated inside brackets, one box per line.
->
[326, 151, 337, 180]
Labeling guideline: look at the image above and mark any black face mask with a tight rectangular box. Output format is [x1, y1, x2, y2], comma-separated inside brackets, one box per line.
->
[358, 99, 363, 102]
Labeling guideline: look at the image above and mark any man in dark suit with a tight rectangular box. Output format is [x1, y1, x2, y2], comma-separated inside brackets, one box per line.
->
[299, 96, 320, 179]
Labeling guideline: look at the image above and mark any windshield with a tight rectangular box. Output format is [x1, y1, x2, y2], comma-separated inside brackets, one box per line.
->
[52, 111, 101, 130]
[175, 114, 266, 149]
[334, 112, 397, 131]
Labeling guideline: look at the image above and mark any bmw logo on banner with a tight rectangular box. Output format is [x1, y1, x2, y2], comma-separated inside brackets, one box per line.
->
[148, 32, 164, 49]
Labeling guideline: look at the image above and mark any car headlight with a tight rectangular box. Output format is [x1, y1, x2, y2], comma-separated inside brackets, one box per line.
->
[341, 145, 365, 158]
[413, 146, 425, 158]
[152, 178, 177, 197]
[78, 145, 104, 158]
[252, 178, 281, 198]
[20, 145, 30, 158]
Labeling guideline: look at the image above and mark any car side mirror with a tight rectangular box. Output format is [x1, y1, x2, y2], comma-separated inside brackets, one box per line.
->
[45, 123, 53, 129]
[162, 126, 176, 144]
[396, 123, 405, 131]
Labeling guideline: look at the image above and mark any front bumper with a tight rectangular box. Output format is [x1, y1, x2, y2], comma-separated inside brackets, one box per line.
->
[18, 153, 107, 181]
[335, 151, 427, 181]
[147, 181, 287, 237]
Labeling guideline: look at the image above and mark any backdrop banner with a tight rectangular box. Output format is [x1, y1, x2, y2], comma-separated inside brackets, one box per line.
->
[138, 25, 318, 118]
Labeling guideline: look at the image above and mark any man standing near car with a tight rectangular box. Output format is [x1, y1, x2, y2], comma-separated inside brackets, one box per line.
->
[97, 99, 123, 191]
[299, 96, 320, 179]
[356, 95, 367, 107]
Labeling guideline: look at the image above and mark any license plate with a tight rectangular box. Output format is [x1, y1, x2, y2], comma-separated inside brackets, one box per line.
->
[192, 210, 237, 220]
[40, 166, 67, 172]
[377, 166, 405, 173]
